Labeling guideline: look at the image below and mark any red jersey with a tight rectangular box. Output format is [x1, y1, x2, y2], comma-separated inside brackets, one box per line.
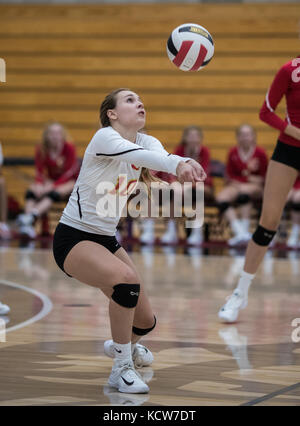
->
[154, 144, 212, 186]
[226, 146, 268, 183]
[293, 174, 300, 190]
[259, 56, 300, 147]
[35, 141, 79, 187]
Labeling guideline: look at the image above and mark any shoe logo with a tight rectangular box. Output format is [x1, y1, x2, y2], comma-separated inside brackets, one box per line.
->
[130, 291, 139, 296]
[115, 348, 122, 353]
[121, 376, 134, 386]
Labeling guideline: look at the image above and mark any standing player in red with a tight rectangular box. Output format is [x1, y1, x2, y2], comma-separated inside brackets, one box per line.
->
[219, 56, 300, 322]
[17, 122, 79, 238]
[216, 124, 268, 246]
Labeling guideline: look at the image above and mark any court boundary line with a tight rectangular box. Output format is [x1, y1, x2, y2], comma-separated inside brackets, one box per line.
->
[0, 279, 53, 333]
[241, 382, 300, 406]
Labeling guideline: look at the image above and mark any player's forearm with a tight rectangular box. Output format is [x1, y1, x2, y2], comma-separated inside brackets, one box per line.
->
[284, 124, 300, 141]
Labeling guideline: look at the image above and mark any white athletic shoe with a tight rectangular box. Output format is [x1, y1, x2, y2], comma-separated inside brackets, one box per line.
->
[19, 225, 36, 239]
[17, 213, 34, 227]
[0, 302, 10, 315]
[108, 361, 149, 394]
[287, 232, 299, 249]
[103, 384, 149, 405]
[160, 230, 178, 245]
[104, 340, 154, 368]
[0, 223, 11, 240]
[140, 230, 155, 245]
[218, 289, 248, 323]
[132, 343, 154, 368]
[228, 232, 251, 247]
[187, 228, 203, 246]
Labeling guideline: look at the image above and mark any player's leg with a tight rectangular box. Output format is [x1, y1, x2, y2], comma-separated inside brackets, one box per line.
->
[17, 183, 50, 238]
[62, 240, 149, 393]
[216, 183, 247, 245]
[219, 160, 297, 322]
[0, 176, 10, 239]
[236, 182, 264, 236]
[287, 189, 300, 248]
[104, 247, 155, 368]
[185, 185, 210, 245]
[160, 182, 182, 244]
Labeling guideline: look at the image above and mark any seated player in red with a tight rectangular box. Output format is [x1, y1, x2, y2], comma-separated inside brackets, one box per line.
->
[216, 124, 268, 246]
[0, 142, 11, 240]
[286, 174, 300, 248]
[17, 122, 80, 238]
[140, 126, 213, 245]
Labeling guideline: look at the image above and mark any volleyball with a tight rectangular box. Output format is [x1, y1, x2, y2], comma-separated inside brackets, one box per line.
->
[167, 23, 214, 72]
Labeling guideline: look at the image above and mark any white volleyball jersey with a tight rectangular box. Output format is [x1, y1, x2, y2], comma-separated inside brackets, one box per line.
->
[60, 126, 189, 235]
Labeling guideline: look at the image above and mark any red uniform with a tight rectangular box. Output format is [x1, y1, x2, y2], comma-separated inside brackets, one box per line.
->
[154, 144, 213, 187]
[293, 174, 300, 190]
[226, 146, 268, 183]
[35, 141, 79, 187]
[259, 56, 300, 147]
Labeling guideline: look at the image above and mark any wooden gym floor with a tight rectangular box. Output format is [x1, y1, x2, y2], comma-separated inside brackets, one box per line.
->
[0, 244, 300, 406]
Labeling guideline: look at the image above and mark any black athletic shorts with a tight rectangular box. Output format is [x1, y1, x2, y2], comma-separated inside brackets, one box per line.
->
[53, 222, 122, 277]
[271, 140, 300, 171]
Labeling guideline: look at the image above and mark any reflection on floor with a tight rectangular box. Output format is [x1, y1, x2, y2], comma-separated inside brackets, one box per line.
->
[0, 244, 300, 406]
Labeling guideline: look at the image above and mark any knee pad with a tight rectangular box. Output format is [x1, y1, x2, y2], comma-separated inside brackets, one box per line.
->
[252, 225, 276, 246]
[291, 202, 300, 212]
[45, 190, 61, 202]
[25, 190, 38, 201]
[236, 193, 251, 205]
[133, 315, 157, 336]
[218, 201, 230, 215]
[111, 283, 140, 308]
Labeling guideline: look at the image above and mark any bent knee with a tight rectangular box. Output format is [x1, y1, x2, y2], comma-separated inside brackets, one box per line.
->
[118, 266, 139, 285]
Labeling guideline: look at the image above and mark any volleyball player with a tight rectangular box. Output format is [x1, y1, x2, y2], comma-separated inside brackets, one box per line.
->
[140, 126, 213, 245]
[52, 88, 206, 393]
[17, 122, 79, 238]
[216, 124, 268, 246]
[219, 56, 300, 322]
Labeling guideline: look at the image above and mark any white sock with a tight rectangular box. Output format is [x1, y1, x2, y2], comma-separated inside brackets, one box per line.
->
[113, 342, 132, 364]
[231, 219, 244, 236]
[236, 270, 255, 296]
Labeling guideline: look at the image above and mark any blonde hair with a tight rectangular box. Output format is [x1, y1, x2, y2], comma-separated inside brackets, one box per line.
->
[99, 89, 163, 195]
[40, 121, 66, 155]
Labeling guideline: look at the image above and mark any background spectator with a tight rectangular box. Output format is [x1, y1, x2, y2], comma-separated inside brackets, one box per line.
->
[16, 122, 80, 238]
[140, 126, 213, 245]
[216, 124, 268, 246]
[0, 142, 11, 240]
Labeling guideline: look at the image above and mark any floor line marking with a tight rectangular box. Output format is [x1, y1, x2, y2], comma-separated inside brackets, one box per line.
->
[0, 279, 53, 333]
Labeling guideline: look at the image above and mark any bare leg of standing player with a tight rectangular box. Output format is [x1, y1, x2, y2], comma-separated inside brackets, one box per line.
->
[219, 160, 297, 322]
